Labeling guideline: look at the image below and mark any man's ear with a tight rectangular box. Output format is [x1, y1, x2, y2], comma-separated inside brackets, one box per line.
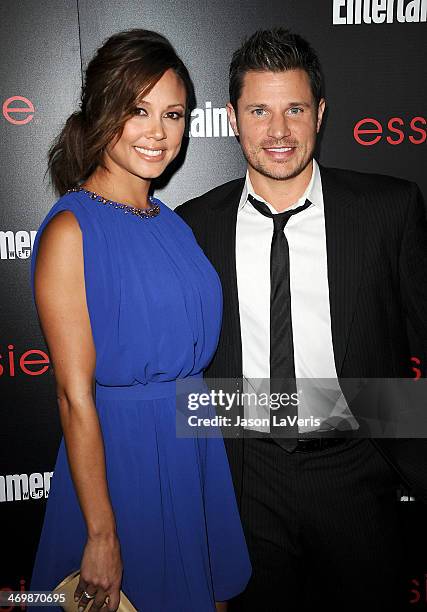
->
[316, 98, 326, 133]
[226, 102, 239, 136]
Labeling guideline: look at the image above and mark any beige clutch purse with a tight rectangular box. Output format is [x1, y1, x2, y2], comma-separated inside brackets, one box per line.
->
[52, 569, 137, 611]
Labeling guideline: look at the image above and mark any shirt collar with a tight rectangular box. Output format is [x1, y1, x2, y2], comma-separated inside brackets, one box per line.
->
[239, 159, 323, 214]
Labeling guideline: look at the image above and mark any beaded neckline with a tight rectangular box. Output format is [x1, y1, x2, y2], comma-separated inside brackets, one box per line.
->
[67, 186, 160, 219]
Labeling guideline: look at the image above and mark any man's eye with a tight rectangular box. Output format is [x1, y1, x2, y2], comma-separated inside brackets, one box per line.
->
[252, 109, 267, 117]
[288, 107, 303, 115]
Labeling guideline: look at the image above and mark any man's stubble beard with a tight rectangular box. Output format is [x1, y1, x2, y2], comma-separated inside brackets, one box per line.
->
[243, 144, 315, 182]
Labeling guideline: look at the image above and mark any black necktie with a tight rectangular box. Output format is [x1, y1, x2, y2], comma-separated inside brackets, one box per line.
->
[248, 194, 312, 452]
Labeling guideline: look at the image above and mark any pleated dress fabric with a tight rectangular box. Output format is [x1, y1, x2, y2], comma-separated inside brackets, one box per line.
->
[29, 190, 251, 611]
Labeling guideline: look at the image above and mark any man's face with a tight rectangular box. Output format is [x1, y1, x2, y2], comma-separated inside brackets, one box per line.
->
[227, 69, 325, 182]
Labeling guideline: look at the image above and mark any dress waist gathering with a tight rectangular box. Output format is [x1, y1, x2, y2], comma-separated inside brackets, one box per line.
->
[95, 372, 204, 401]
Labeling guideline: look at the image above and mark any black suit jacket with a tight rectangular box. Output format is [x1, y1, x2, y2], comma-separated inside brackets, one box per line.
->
[176, 164, 427, 504]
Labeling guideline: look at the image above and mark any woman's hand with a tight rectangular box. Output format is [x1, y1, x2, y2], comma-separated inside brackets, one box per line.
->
[74, 533, 123, 612]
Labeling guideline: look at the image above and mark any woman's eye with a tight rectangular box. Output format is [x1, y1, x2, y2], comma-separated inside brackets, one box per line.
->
[134, 107, 147, 116]
[165, 112, 184, 120]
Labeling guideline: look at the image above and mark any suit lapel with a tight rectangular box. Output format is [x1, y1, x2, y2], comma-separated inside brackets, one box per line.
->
[320, 166, 365, 375]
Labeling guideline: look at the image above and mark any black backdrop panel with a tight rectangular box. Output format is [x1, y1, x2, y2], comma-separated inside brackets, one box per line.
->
[0, 0, 82, 588]
[0, 0, 426, 603]
[78, 0, 426, 206]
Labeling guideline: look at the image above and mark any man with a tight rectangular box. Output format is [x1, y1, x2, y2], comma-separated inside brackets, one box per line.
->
[176, 28, 427, 610]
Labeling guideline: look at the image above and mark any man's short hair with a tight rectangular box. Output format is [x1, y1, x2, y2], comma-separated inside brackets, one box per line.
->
[229, 28, 324, 110]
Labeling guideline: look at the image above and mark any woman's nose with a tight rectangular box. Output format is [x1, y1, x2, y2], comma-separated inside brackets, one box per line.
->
[145, 116, 166, 140]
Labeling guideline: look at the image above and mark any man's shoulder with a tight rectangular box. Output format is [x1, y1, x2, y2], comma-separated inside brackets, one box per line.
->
[321, 165, 415, 198]
[175, 177, 245, 219]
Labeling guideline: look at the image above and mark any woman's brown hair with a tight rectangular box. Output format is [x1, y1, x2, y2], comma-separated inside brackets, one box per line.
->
[48, 29, 194, 195]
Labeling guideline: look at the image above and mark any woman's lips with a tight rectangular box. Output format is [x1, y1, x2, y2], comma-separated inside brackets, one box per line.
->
[134, 146, 166, 162]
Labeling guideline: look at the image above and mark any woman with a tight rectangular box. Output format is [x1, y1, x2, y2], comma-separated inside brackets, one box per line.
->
[29, 29, 251, 611]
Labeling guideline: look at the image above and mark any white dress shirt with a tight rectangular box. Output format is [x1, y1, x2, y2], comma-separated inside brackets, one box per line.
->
[235, 159, 357, 433]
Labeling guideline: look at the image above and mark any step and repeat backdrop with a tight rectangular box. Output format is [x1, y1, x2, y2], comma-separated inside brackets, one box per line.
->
[1, 0, 426, 604]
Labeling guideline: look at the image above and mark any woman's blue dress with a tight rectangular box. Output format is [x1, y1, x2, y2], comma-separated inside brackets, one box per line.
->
[29, 190, 251, 611]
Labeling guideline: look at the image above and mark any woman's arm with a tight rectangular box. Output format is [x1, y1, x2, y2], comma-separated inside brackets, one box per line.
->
[34, 210, 122, 611]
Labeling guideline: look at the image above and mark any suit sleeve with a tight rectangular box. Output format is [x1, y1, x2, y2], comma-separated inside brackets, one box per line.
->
[174, 201, 207, 250]
[399, 182, 427, 356]
[174, 202, 190, 222]
[381, 183, 427, 504]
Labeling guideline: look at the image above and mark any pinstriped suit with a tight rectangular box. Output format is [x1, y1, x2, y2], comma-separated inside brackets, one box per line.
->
[176, 165, 427, 609]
